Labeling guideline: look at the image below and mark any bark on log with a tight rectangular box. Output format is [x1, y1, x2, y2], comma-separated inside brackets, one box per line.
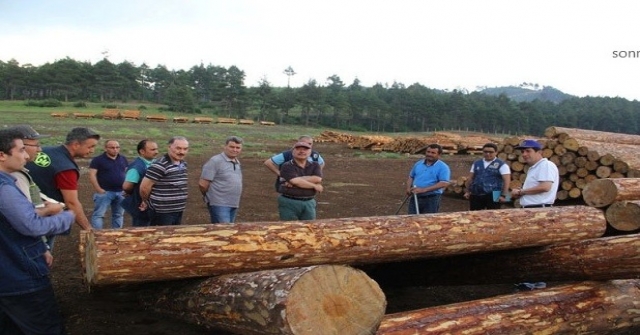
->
[367, 234, 640, 287]
[545, 126, 640, 145]
[377, 280, 640, 335]
[83, 206, 606, 286]
[143, 265, 385, 335]
[583, 178, 640, 207]
[605, 200, 640, 232]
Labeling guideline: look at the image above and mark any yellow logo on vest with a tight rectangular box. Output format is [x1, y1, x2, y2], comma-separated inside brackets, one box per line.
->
[33, 152, 51, 167]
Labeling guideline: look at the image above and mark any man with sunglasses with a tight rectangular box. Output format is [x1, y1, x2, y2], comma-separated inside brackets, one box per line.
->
[464, 143, 511, 210]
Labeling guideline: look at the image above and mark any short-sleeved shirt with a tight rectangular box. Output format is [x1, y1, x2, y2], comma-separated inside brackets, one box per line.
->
[89, 152, 128, 192]
[520, 158, 559, 206]
[409, 159, 451, 195]
[200, 153, 242, 207]
[279, 160, 322, 198]
[125, 157, 154, 184]
[144, 154, 188, 213]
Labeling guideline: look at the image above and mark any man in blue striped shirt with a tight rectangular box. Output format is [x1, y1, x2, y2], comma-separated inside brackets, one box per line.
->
[139, 136, 189, 226]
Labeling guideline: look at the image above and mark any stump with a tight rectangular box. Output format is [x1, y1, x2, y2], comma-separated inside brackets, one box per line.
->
[144, 265, 386, 335]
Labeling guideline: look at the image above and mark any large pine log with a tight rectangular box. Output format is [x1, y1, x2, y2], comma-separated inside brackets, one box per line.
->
[143, 265, 385, 335]
[366, 234, 640, 287]
[583, 178, 640, 207]
[605, 200, 640, 231]
[545, 126, 640, 145]
[84, 206, 606, 286]
[377, 280, 640, 335]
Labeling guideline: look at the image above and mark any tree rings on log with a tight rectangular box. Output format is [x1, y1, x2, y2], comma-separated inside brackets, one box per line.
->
[605, 200, 640, 232]
[145, 265, 386, 335]
[583, 178, 640, 207]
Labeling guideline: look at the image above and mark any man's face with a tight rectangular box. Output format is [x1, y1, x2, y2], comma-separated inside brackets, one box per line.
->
[72, 138, 99, 158]
[425, 148, 440, 162]
[22, 138, 41, 162]
[223, 141, 242, 159]
[293, 145, 311, 159]
[482, 147, 497, 161]
[1, 139, 29, 172]
[141, 142, 159, 160]
[104, 141, 120, 158]
[168, 139, 189, 162]
[521, 148, 541, 164]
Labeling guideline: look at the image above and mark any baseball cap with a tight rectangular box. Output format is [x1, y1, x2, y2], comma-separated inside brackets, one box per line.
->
[9, 125, 50, 139]
[293, 141, 312, 149]
[66, 127, 101, 142]
[515, 139, 542, 150]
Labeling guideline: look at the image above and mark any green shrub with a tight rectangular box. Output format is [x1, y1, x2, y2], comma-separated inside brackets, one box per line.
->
[102, 103, 118, 109]
[138, 105, 147, 110]
[73, 101, 87, 108]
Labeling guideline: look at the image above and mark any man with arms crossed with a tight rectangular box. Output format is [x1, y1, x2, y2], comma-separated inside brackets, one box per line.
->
[278, 141, 323, 221]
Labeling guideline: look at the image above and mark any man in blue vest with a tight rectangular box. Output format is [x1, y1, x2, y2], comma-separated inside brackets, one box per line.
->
[122, 139, 158, 227]
[464, 143, 511, 210]
[264, 135, 325, 192]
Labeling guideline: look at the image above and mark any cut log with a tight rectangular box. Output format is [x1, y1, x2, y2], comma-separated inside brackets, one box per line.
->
[545, 126, 640, 145]
[144, 265, 386, 335]
[605, 200, 640, 232]
[367, 234, 640, 287]
[83, 206, 606, 286]
[596, 165, 612, 178]
[583, 178, 640, 207]
[377, 279, 640, 335]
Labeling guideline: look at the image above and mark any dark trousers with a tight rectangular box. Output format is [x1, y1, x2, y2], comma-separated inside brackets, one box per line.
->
[408, 194, 442, 214]
[469, 194, 501, 211]
[149, 210, 183, 226]
[0, 284, 64, 335]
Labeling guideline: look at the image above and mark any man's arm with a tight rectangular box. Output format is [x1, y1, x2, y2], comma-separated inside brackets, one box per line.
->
[198, 178, 211, 195]
[463, 172, 475, 199]
[263, 158, 280, 177]
[501, 173, 511, 196]
[139, 177, 155, 202]
[288, 176, 323, 192]
[60, 188, 90, 230]
[88, 168, 104, 194]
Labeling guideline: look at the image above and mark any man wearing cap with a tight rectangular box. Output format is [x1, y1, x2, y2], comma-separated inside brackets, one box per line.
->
[27, 127, 101, 233]
[511, 139, 559, 208]
[88, 140, 128, 229]
[264, 135, 325, 192]
[277, 141, 323, 221]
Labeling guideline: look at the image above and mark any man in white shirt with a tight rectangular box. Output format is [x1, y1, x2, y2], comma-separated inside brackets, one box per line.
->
[511, 139, 559, 208]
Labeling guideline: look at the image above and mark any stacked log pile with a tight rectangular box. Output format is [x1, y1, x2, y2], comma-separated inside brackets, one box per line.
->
[583, 178, 640, 232]
[448, 126, 640, 203]
[315, 130, 500, 155]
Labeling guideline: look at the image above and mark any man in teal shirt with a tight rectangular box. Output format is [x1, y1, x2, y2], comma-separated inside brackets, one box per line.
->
[121, 140, 158, 227]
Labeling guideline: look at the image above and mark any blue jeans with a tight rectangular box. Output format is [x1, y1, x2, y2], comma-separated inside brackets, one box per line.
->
[0, 284, 64, 335]
[91, 191, 125, 229]
[408, 194, 442, 214]
[149, 210, 183, 226]
[207, 205, 237, 224]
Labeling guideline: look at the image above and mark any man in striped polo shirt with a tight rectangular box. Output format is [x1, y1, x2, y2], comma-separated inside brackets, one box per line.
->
[139, 136, 189, 226]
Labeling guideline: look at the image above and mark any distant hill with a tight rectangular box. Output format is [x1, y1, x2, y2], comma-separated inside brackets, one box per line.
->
[477, 83, 574, 103]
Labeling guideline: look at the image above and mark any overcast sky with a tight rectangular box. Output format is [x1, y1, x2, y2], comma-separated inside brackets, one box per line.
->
[1, 0, 639, 100]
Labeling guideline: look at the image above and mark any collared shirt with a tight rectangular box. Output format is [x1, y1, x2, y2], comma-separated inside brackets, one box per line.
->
[200, 152, 243, 207]
[520, 158, 559, 207]
[144, 154, 188, 213]
[409, 159, 451, 195]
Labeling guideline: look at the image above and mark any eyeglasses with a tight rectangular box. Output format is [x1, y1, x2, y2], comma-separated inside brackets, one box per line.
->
[24, 144, 41, 148]
[483, 151, 496, 154]
[107, 146, 120, 149]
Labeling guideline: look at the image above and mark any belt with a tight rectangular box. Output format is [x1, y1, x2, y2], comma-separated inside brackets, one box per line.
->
[522, 204, 553, 208]
[282, 194, 315, 201]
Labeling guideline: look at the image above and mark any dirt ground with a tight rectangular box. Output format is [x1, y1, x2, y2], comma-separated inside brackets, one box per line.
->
[44, 143, 588, 334]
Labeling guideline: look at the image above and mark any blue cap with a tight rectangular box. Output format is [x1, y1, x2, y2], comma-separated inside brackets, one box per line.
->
[515, 139, 542, 150]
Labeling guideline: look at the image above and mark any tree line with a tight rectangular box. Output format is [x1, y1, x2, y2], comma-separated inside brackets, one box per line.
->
[2, 57, 640, 136]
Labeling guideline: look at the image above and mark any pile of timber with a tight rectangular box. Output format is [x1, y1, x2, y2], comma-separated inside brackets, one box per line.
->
[172, 117, 189, 123]
[260, 120, 276, 126]
[121, 110, 141, 120]
[50, 112, 69, 118]
[192, 117, 213, 124]
[73, 112, 95, 119]
[238, 119, 255, 125]
[216, 117, 237, 124]
[101, 109, 121, 120]
[315, 130, 500, 155]
[146, 114, 168, 122]
[449, 126, 640, 202]
[80, 202, 640, 334]
[583, 178, 640, 232]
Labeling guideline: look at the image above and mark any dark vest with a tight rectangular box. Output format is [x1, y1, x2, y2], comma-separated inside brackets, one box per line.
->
[274, 150, 320, 192]
[469, 158, 505, 195]
[121, 157, 149, 220]
[26, 145, 79, 203]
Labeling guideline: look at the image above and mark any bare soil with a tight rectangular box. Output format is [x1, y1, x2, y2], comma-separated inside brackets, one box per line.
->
[49, 143, 527, 334]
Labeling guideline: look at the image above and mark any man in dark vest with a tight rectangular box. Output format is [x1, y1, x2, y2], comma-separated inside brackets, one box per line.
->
[27, 127, 100, 233]
[264, 135, 325, 192]
[463, 143, 511, 210]
[122, 139, 158, 227]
